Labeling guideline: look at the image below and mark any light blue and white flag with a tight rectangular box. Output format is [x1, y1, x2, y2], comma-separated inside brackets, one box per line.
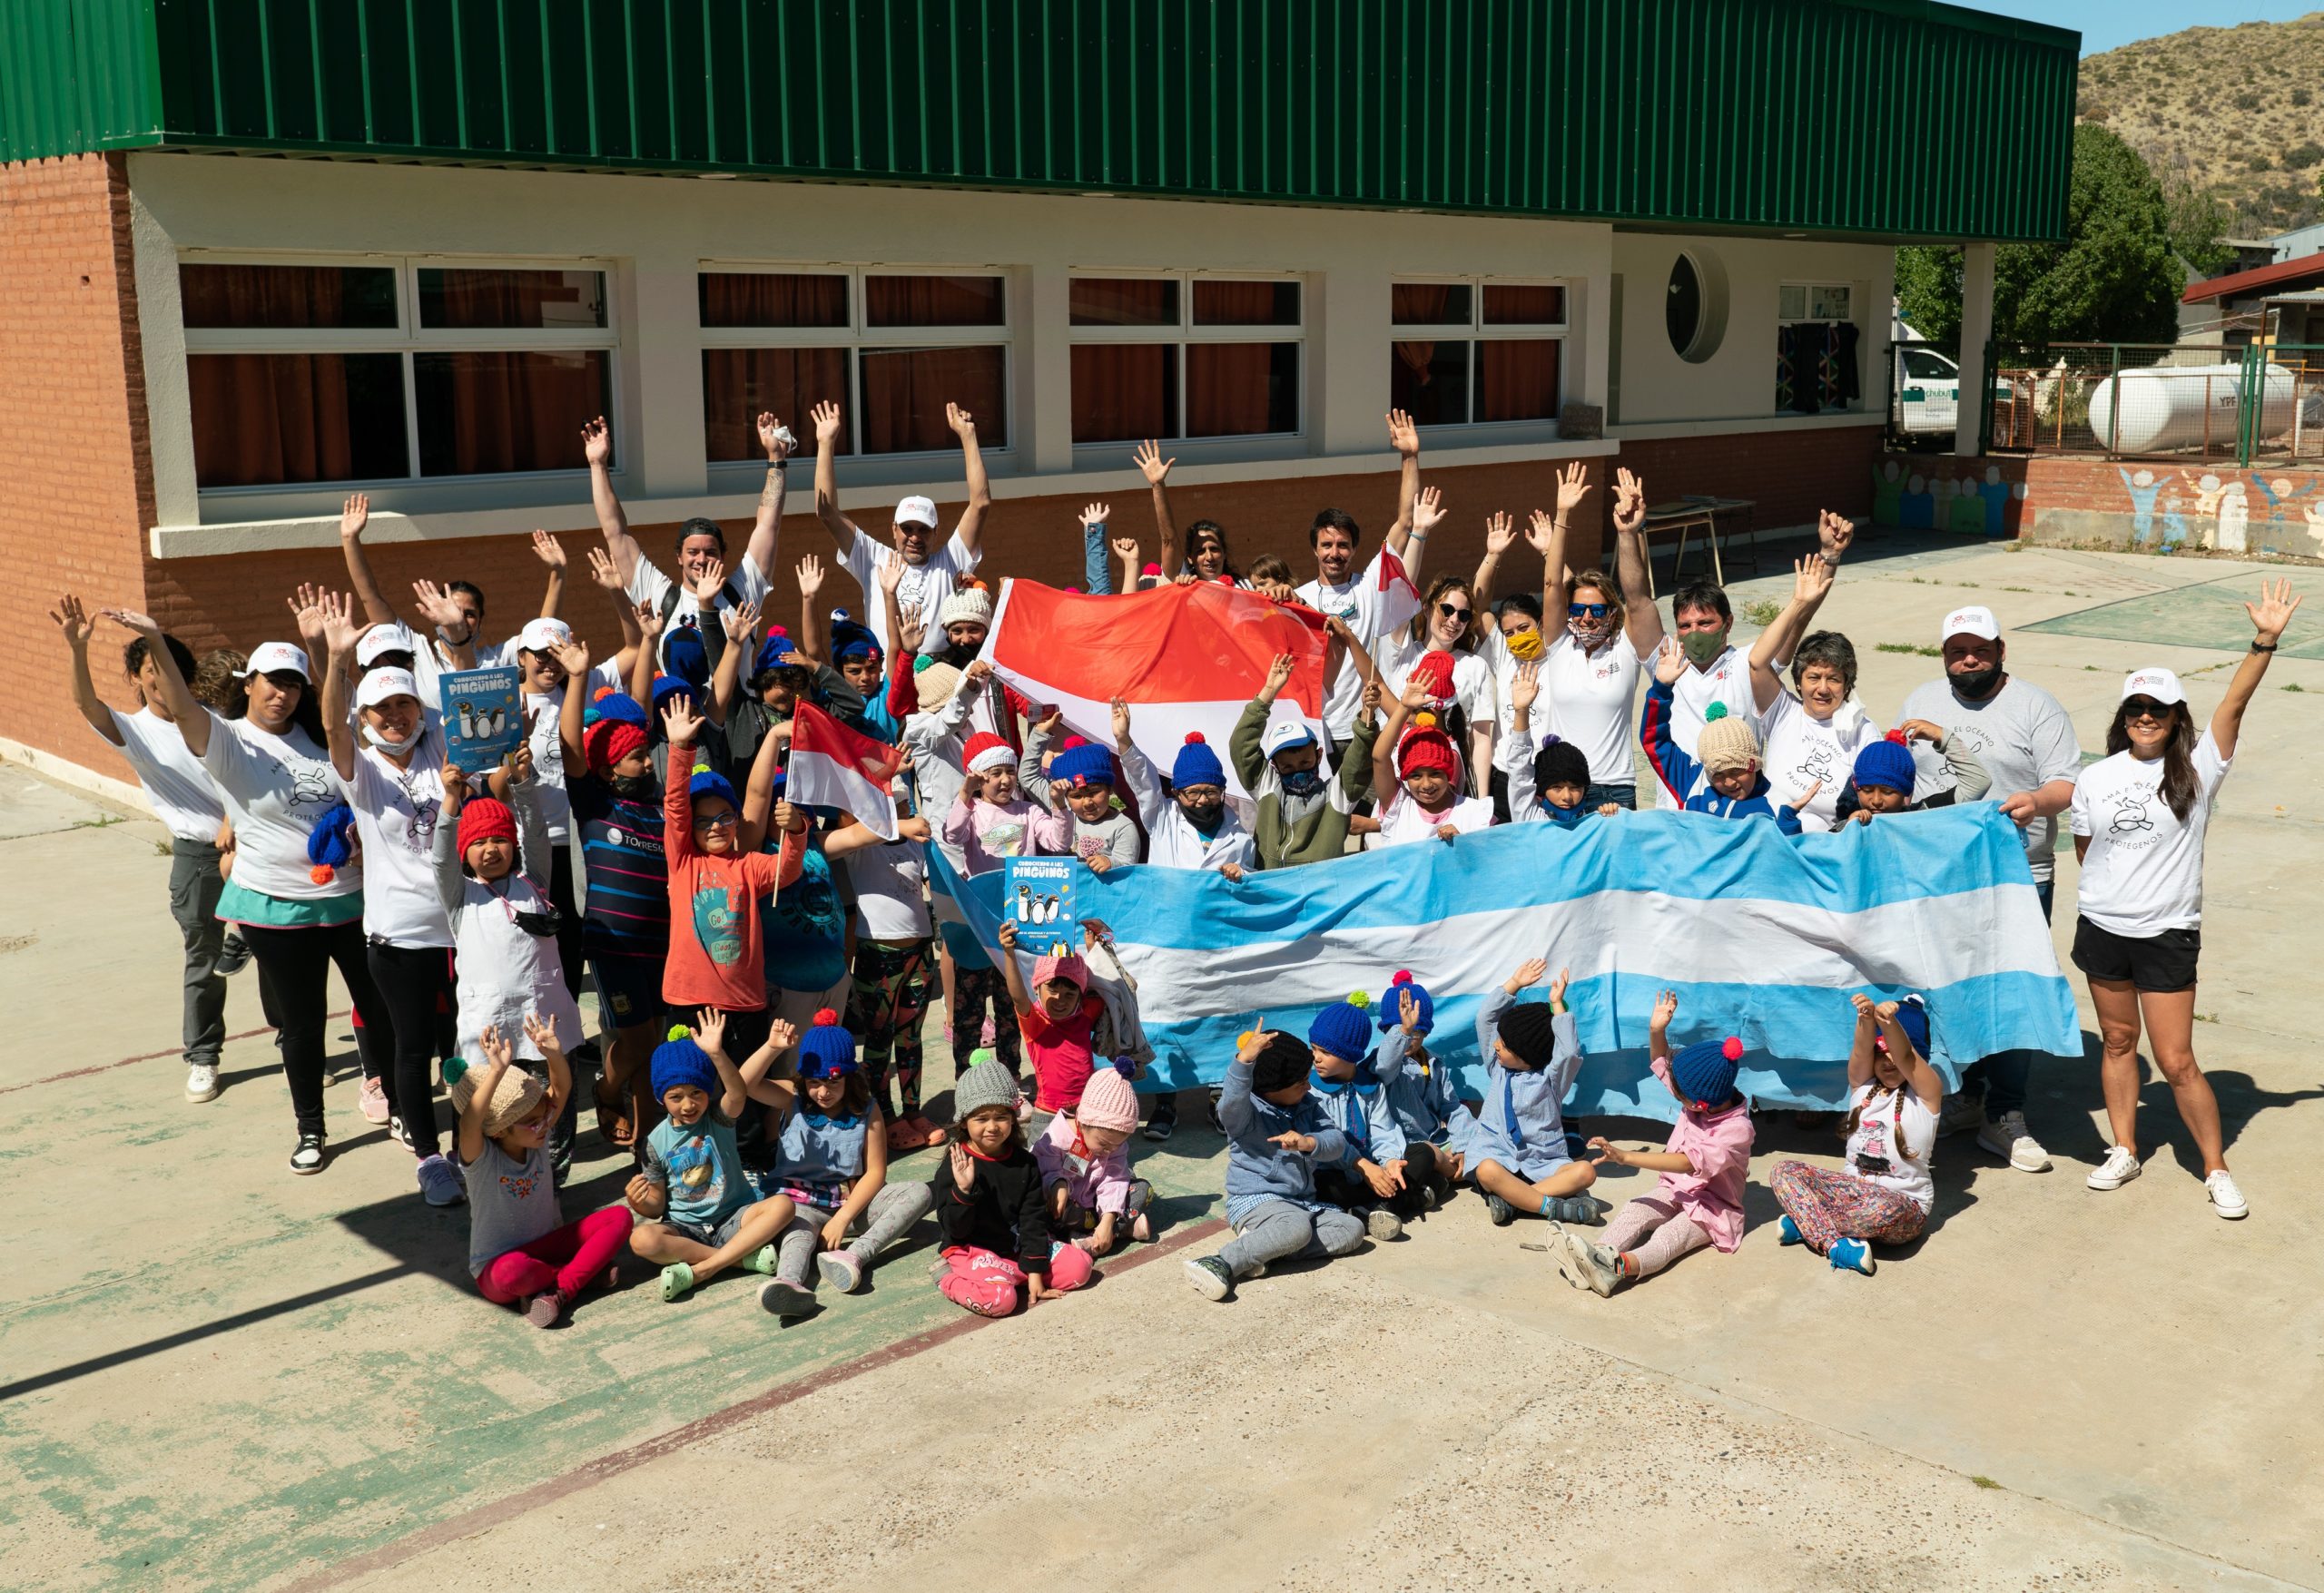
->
[925, 805, 2083, 1121]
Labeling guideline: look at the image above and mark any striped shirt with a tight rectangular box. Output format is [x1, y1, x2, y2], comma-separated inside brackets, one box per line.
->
[570, 775, 670, 968]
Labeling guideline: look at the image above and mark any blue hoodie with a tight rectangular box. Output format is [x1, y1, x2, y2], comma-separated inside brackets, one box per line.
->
[1639, 678, 1805, 834]
[1219, 1055, 1348, 1225]
[1461, 986, 1587, 1182]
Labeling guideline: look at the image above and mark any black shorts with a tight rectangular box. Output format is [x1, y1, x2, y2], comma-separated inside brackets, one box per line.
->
[589, 953, 669, 1031]
[2072, 917, 2200, 994]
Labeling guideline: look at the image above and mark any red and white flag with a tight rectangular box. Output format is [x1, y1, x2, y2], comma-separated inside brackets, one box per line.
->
[982, 579, 1330, 798]
[786, 700, 904, 839]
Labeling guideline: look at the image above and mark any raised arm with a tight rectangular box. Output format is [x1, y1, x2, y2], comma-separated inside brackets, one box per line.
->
[1076, 502, 1114, 595]
[1136, 440, 1180, 576]
[103, 608, 209, 756]
[1383, 410, 1422, 562]
[810, 400, 861, 552]
[581, 416, 642, 585]
[2213, 578, 2300, 759]
[793, 556, 829, 664]
[528, 529, 568, 622]
[1877, 1001, 1945, 1114]
[1472, 511, 1518, 603]
[318, 592, 365, 781]
[710, 600, 752, 725]
[557, 638, 592, 775]
[744, 411, 795, 585]
[1373, 674, 1426, 806]
[49, 596, 123, 745]
[1748, 555, 1836, 713]
[456, 1028, 518, 1167]
[410, 581, 480, 671]
[1609, 467, 1663, 654]
[945, 402, 993, 560]
[337, 493, 398, 627]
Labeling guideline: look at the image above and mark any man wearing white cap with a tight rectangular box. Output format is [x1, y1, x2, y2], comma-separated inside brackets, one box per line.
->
[1896, 604, 2081, 1172]
[811, 398, 990, 654]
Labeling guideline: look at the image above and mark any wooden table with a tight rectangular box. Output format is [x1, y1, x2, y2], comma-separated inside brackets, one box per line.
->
[1639, 497, 1758, 596]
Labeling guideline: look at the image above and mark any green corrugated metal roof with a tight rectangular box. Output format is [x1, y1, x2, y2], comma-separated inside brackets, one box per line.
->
[2, 0, 2079, 242]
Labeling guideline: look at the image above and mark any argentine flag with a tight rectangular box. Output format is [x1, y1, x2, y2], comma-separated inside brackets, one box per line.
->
[926, 804, 2083, 1121]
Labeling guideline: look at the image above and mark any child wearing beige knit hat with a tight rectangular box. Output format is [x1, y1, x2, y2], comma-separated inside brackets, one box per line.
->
[1640, 639, 1815, 834]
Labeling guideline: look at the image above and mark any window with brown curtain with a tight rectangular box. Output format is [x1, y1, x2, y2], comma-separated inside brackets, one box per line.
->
[1476, 340, 1561, 422]
[859, 346, 1008, 453]
[418, 269, 606, 330]
[1392, 282, 1468, 326]
[1071, 279, 1178, 327]
[187, 353, 409, 487]
[1389, 280, 1564, 429]
[865, 275, 1006, 327]
[1392, 340, 1472, 427]
[1069, 276, 1300, 442]
[1193, 280, 1301, 326]
[703, 348, 853, 459]
[699, 273, 850, 329]
[1186, 344, 1298, 437]
[413, 351, 609, 476]
[1071, 344, 1177, 442]
[180, 264, 399, 329]
[1482, 284, 1566, 325]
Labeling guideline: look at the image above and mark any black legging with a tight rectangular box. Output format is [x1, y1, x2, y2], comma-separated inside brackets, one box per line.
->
[243, 919, 389, 1138]
[365, 940, 456, 1158]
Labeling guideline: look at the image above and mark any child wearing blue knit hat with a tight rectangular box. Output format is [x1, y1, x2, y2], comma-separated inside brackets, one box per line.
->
[1558, 990, 1757, 1297]
[1021, 718, 1144, 872]
[1768, 994, 1943, 1277]
[1833, 723, 1992, 825]
[625, 1008, 803, 1306]
[1305, 994, 1413, 1240]
[1465, 959, 1600, 1227]
[1368, 970, 1475, 1210]
[745, 1008, 936, 1314]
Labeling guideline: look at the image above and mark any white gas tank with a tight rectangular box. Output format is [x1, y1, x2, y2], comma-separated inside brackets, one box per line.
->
[2086, 362, 2296, 454]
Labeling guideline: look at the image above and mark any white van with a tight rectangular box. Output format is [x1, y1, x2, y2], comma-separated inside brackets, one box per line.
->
[1893, 345, 2007, 435]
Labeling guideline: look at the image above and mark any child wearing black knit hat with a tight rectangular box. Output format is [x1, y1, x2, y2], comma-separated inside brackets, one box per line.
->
[1462, 959, 1600, 1227]
[1497, 662, 1626, 827]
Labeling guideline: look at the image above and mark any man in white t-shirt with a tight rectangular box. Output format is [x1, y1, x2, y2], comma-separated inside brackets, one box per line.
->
[54, 597, 231, 1103]
[812, 398, 991, 655]
[1295, 411, 1429, 745]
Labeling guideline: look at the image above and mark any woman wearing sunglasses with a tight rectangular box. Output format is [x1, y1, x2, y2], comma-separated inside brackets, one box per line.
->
[1377, 575, 1498, 789]
[2070, 579, 2300, 1221]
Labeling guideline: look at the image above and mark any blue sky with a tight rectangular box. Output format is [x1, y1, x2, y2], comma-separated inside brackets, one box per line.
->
[1977, 1, 2319, 56]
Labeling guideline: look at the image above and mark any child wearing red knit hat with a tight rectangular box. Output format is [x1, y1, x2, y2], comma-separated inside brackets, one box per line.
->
[1557, 989, 1757, 1297]
[1370, 674, 1496, 845]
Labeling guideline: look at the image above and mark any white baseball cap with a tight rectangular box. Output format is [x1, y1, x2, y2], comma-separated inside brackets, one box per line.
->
[517, 617, 573, 654]
[1260, 719, 1318, 759]
[355, 624, 415, 667]
[2120, 667, 2186, 707]
[355, 666, 423, 710]
[1938, 605, 2000, 644]
[894, 495, 939, 529]
[241, 641, 311, 681]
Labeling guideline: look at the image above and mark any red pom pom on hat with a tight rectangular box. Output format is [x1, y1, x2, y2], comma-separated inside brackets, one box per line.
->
[1059, 735, 1088, 751]
[1884, 728, 1909, 745]
[1721, 1036, 1745, 1061]
[812, 1008, 840, 1027]
[1184, 732, 1206, 745]
[1391, 969, 1413, 986]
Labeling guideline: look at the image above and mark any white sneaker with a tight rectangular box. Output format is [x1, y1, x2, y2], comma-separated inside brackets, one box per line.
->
[2204, 1170, 2249, 1220]
[415, 1154, 466, 1207]
[184, 1063, 220, 1103]
[2085, 1146, 2142, 1191]
[1976, 1111, 2052, 1173]
[1935, 1091, 1984, 1137]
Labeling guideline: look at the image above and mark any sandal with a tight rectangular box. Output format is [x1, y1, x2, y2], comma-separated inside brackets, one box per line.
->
[595, 1068, 636, 1148]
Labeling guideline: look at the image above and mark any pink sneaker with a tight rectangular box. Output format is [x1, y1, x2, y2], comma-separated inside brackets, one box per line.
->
[358, 1075, 390, 1125]
[980, 1015, 998, 1047]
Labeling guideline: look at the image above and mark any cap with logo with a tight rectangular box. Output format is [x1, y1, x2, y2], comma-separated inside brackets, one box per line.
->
[2119, 667, 2186, 707]
[894, 495, 939, 529]
[517, 617, 574, 654]
[355, 666, 423, 710]
[242, 641, 311, 681]
[355, 624, 417, 668]
[1938, 605, 2000, 644]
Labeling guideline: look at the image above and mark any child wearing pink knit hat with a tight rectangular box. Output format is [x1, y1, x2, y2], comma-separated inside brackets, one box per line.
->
[997, 919, 1107, 1112]
[1033, 1066, 1154, 1257]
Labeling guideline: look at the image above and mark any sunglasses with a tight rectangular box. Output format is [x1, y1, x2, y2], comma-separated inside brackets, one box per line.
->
[1568, 603, 1610, 619]
[692, 810, 739, 831]
[1435, 602, 1472, 621]
[2122, 698, 2172, 723]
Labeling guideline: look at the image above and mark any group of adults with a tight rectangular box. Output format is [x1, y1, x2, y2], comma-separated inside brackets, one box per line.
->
[50, 402, 2299, 1220]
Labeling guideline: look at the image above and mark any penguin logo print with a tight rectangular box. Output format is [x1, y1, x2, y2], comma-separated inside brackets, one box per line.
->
[2107, 785, 2156, 844]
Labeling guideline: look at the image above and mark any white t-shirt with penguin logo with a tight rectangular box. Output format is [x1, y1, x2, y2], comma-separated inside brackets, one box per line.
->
[2069, 729, 2230, 938]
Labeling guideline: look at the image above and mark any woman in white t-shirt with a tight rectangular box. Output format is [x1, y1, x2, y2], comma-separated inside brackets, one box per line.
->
[1747, 546, 1879, 833]
[2071, 581, 2300, 1220]
[1768, 994, 1942, 1277]
[1374, 574, 1497, 792]
[109, 605, 390, 1177]
[319, 599, 465, 1208]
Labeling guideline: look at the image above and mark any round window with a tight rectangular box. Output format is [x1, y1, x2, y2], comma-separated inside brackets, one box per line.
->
[1665, 249, 1728, 364]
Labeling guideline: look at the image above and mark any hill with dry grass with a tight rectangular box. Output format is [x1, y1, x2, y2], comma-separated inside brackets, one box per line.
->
[2077, 12, 2324, 236]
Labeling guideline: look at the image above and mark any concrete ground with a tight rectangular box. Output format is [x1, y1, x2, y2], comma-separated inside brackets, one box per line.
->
[3, 532, 2321, 1592]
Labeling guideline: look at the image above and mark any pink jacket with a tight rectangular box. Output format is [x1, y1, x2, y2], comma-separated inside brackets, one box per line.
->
[1031, 1108, 1134, 1214]
[1650, 1055, 1755, 1252]
[940, 793, 1069, 876]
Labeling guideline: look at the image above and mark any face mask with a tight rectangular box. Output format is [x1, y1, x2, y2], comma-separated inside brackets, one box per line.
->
[363, 723, 422, 755]
[610, 771, 656, 800]
[940, 641, 978, 668]
[1278, 768, 1324, 798]
[1505, 629, 1545, 662]
[1950, 663, 2003, 700]
[1680, 629, 1727, 667]
[1181, 799, 1225, 833]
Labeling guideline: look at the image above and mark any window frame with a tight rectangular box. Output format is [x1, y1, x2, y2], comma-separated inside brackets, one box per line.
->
[1777, 279, 1863, 412]
[1065, 269, 1307, 445]
[1388, 275, 1569, 431]
[696, 262, 1015, 463]
[177, 251, 618, 494]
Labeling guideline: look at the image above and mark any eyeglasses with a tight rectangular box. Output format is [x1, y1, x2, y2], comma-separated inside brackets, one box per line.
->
[1436, 602, 1472, 621]
[2122, 699, 2171, 723]
[692, 810, 739, 831]
[1568, 603, 1610, 619]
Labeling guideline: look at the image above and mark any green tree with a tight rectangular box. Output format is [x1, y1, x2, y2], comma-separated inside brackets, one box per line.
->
[2165, 181, 2234, 278]
[1894, 124, 2187, 349]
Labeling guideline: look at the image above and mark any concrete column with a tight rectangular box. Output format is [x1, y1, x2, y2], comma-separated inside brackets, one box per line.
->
[1313, 267, 1391, 456]
[1020, 263, 1074, 475]
[630, 245, 707, 499]
[1955, 241, 1995, 459]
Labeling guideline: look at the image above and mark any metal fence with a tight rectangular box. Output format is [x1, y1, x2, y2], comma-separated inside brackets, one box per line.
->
[1984, 343, 2324, 465]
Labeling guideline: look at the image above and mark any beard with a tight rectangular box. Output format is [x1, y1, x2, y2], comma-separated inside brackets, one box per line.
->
[1948, 664, 2003, 700]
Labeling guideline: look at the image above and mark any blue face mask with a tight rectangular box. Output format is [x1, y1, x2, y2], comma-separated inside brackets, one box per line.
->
[1279, 767, 1324, 798]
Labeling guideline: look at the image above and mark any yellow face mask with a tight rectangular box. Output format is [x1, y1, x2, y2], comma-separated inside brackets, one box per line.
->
[1505, 628, 1546, 662]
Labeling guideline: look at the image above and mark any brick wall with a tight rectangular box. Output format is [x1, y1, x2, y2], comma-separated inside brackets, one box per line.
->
[0, 154, 157, 781]
[1619, 424, 1880, 553]
[1872, 450, 2324, 559]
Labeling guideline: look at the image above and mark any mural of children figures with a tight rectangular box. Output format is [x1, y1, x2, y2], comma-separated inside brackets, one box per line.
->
[2303, 498, 2324, 556]
[1873, 458, 1905, 526]
[1945, 475, 1988, 536]
[2180, 471, 2227, 549]
[2118, 467, 2164, 549]
[2216, 478, 2250, 554]
[1900, 472, 1936, 530]
[1974, 466, 2025, 536]
[2250, 476, 2324, 557]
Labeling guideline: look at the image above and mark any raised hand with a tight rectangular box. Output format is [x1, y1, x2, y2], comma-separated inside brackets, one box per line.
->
[439, 762, 469, 809]
[1874, 999, 1900, 1023]
[1649, 988, 1678, 1031]
[2247, 575, 2302, 644]
[318, 590, 364, 658]
[1262, 654, 1296, 700]
[1850, 992, 1876, 1021]
[1896, 718, 1945, 745]
[944, 401, 976, 438]
[1409, 485, 1447, 539]
[287, 585, 331, 652]
[1612, 467, 1646, 536]
[661, 693, 704, 744]
[693, 1005, 728, 1057]
[521, 1009, 562, 1057]
[411, 579, 467, 631]
[1110, 532, 1141, 565]
[586, 545, 625, 592]
[553, 638, 592, 678]
[1507, 958, 1549, 992]
[478, 1023, 513, 1071]
[688, 557, 727, 603]
[634, 599, 665, 640]
[1524, 508, 1558, 556]
[48, 594, 95, 649]
[1550, 966, 1571, 1007]
[812, 400, 843, 446]
[340, 492, 370, 544]
[763, 1018, 799, 1057]
[949, 1141, 977, 1193]
[1482, 510, 1517, 556]
[1110, 694, 1131, 746]
[757, 412, 793, 462]
[1651, 635, 1687, 685]
[100, 605, 161, 640]
[876, 550, 905, 598]
[1817, 508, 1855, 563]
[720, 597, 761, 644]
[1386, 408, 1420, 458]
[796, 553, 826, 601]
[1133, 438, 1174, 486]
[898, 608, 927, 656]
[1078, 501, 1111, 530]
[1510, 659, 1541, 716]
[530, 528, 567, 570]
[1236, 1018, 1271, 1064]
[1399, 673, 1433, 711]
[580, 416, 613, 468]
[1553, 461, 1591, 518]
[1791, 554, 1834, 606]
[1399, 988, 1422, 1034]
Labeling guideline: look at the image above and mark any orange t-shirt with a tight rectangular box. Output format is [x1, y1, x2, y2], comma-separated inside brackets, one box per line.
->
[661, 738, 804, 1011]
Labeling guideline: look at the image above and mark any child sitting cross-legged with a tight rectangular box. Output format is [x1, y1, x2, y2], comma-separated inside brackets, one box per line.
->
[625, 1011, 802, 1306]
[1466, 959, 1600, 1227]
[1184, 1024, 1368, 1302]
[1368, 971, 1472, 1209]
[1556, 990, 1757, 1296]
[1768, 994, 1940, 1276]
[930, 1057, 1093, 1317]
[1640, 640, 1814, 831]
[1033, 1065, 1154, 1258]
[1499, 662, 1624, 826]
[1304, 995, 1420, 1238]
[748, 1008, 935, 1317]
[455, 1015, 634, 1328]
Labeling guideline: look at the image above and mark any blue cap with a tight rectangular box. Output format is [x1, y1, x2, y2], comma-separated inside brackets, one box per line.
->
[586, 690, 647, 731]
[796, 1010, 859, 1078]
[1882, 996, 1930, 1060]
[1853, 737, 1916, 796]
[650, 674, 690, 708]
[1171, 732, 1226, 791]
[1307, 998, 1373, 1064]
[830, 618, 881, 663]
[650, 1028, 719, 1101]
[662, 625, 709, 688]
[1049, 742, 1115, 790]
[1377, 970, 1433, 1034]
[753, 629, 803, 675]
[1671, 1037, 1745, 1110]
[687, 767, 739, 811]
